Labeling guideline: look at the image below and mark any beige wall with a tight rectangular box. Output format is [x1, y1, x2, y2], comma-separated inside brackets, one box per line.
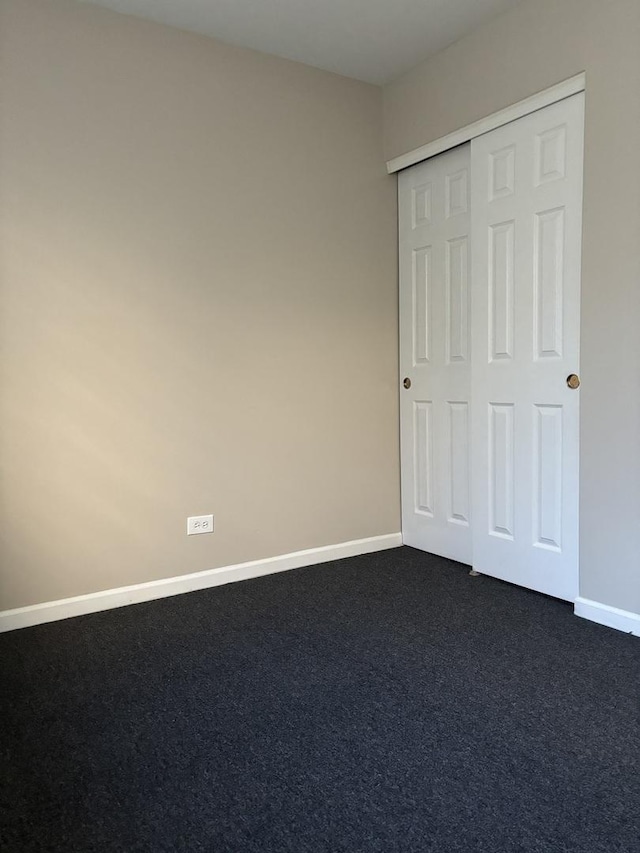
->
[0, 0, 399, 610]
[384, 0, 640, 614]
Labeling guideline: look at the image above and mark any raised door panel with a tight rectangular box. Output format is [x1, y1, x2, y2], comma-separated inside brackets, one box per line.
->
[448, 402, 470, 526]
[446, 168, 469, 218]
[533, 404, 563, 551]
[489, 404, 514, 539]
[534, 208, 564, 359]
[412, 182, 432, 228]
[489, 221, 515, 362]
[446, 237, 469, 364]
[414, 401, 434, 517]
[489, 145, 515, 201]
[413, 246, 432, 364]
[535, 126, 567, 185]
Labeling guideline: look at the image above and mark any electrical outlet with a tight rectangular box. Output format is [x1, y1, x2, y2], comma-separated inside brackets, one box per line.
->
[187, 514, 214, 535]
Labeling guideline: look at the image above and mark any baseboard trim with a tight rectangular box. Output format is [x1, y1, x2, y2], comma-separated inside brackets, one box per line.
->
[0, 533, 403, 633]
[574, 597, 640, 637]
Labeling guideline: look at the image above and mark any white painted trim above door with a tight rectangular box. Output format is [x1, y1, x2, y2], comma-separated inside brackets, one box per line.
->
[386, 72, 586, 174]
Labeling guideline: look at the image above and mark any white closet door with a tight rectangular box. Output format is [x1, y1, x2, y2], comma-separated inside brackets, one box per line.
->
[399, 144, 472, 564]
[470, 93, 584, 601]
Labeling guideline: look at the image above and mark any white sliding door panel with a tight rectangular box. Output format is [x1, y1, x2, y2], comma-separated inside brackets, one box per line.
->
[470, 93, 584, 601]
[399, 145, 472, 564]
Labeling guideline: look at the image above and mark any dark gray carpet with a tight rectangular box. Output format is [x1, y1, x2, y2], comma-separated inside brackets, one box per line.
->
[1, 547, 639, 852]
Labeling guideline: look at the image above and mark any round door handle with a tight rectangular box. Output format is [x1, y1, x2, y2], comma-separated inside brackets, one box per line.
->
[403, 377, 412, 389]
[566, 373, 580, 389]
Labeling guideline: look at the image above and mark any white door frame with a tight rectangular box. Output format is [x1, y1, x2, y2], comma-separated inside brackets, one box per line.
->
[386, 73, 585, 176]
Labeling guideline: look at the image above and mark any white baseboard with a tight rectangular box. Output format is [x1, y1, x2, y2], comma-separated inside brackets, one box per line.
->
[574, 597, 640, 637]
[0, 533, 402, 633]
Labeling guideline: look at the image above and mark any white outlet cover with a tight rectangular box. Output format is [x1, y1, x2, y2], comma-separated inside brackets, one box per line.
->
[187, 514, 214, 535]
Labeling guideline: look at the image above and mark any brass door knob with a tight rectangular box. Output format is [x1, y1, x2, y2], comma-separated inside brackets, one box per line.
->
[403, 377, 412, 389]
[566, 373, 580, 389]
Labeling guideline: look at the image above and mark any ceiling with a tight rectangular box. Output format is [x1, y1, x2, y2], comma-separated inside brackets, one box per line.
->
[81, 0, 523, 85]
